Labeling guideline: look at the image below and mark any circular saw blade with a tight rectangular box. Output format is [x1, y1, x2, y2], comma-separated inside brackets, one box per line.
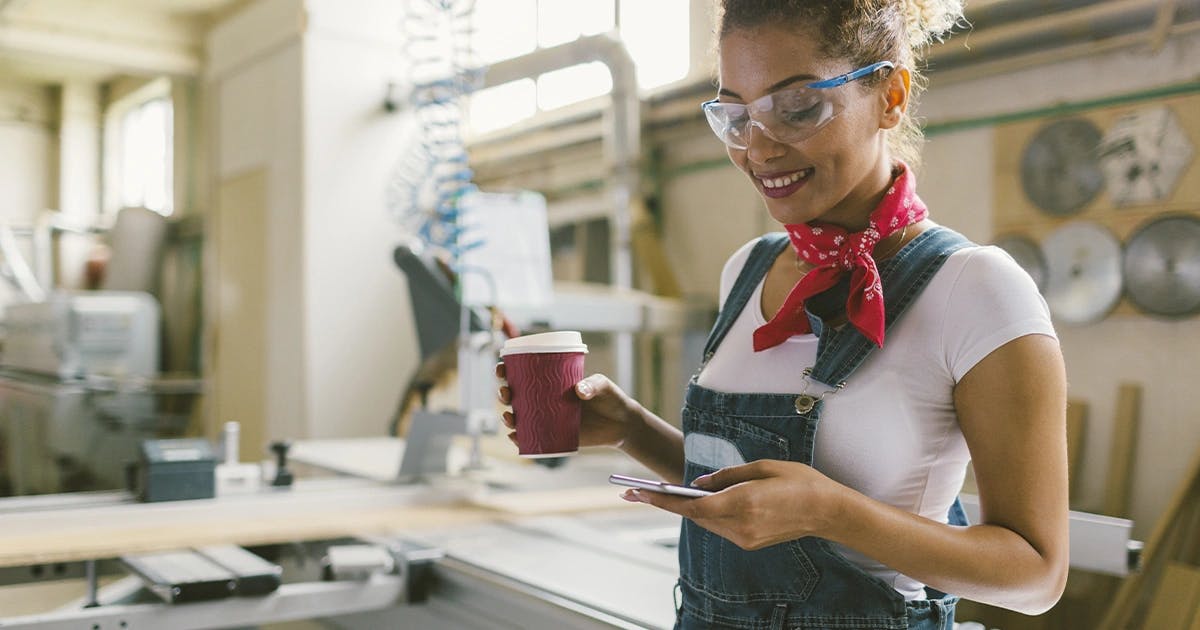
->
[1020, 118, 1105, 216]
[1043, 221, 1123, 324]
[1123, 215, 1200, 318]
[994, 234, 1048, 292]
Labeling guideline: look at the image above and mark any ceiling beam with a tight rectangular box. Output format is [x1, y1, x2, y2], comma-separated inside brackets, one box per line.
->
[0, 22, 200, 78]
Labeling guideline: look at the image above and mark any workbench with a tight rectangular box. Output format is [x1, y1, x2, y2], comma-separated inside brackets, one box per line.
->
[0, 452, 682, 629]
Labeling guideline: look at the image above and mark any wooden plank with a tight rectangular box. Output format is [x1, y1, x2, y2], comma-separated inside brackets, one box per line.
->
[0, 482, 495, 569]
[1067, 399, 1088, 506]
[630, 198, 681, 299]
[1142, 563, 1200, 630]
[1104, 384, 1141, 518]
[1100, 445, 1200, 629]
[468, 485, 639, 516]
[213, 169, 269, 463]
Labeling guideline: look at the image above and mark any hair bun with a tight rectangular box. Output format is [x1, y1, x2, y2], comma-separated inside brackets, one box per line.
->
[901, 0, 964, 48]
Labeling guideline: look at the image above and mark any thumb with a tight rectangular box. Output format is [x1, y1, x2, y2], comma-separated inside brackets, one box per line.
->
[692, 461, 772, 490]
[575, 374, 611, 400]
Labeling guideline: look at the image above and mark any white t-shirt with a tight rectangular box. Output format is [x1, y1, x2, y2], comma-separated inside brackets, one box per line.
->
[695, 233, 1057, 600]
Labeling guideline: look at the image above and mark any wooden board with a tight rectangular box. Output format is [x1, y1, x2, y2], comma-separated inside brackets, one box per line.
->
[994, 92, 1200, 236]
[0, 482, 495, 569]
[468, 485, 639, 516]
[992, 92, 1200, 319]
[1103, 383, 1141, 518]
[213, 169, 269, 462]
[1142, 563, 1200, 630]
[1067, 399, 1088, 506]
[1100, 445, 1200, 629]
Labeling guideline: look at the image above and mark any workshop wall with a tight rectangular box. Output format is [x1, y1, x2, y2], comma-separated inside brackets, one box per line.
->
[0, 79, 53, 306]
[206, 0, 420, 453]
[0, 80, 53, 224]
[300, 0, 418, 439]
[918, 30, 1200, 540]
[207, 0, 308, 457]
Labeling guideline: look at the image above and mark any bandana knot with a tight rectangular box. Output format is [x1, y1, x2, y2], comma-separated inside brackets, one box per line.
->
[752, 163, 927, 351]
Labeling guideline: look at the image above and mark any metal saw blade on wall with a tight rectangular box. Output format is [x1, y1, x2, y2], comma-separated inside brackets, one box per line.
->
[1042, 221, 1123, 324]
[1123, 214, 1200, 318]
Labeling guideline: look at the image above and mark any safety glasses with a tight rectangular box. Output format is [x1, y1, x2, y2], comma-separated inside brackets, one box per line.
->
[701, 61, 895, 150]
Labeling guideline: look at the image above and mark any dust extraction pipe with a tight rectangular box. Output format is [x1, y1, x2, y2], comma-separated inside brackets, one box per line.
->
[481, 33, 640, 392]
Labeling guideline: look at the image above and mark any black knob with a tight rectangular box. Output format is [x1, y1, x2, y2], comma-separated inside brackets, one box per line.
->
[270, 440, 294, 487]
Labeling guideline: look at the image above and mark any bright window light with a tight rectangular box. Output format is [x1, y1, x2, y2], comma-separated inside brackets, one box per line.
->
[473, 0, 537, 64]
[119, 97, 173, 216]
[620, 0, 690, 90]
[537, 62, 612, 111]
[469, 79, 536, 134]
[538, 0, 614, 48]
[465, 0, 691, 131]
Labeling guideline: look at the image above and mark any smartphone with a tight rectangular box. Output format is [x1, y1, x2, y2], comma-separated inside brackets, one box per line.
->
[608, 473, 714, 498]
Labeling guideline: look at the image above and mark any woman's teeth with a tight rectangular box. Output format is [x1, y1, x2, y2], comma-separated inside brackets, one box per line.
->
[761, 169, 811, 188]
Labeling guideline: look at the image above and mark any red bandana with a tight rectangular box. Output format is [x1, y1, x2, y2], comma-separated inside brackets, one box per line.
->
[753, 164, 927, 351]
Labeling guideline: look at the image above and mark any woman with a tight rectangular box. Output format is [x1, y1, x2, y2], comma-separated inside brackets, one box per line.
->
[498, 1, 1069, 628]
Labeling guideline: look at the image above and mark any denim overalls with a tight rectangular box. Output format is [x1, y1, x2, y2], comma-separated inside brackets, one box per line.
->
[677, 226, 973, 630]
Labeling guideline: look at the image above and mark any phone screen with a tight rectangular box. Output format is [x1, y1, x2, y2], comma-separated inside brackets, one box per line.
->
[608, 473, 713, 498]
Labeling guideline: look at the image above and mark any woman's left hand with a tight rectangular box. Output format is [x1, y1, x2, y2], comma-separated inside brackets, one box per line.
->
[622, 459, 845, 551]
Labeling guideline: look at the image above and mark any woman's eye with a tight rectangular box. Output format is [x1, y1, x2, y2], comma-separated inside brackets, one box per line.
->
[783, 104, 820, 124]
[727, 112, 750, 126]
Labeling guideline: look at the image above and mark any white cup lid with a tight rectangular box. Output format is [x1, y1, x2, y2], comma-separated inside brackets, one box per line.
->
[500, 331, 588, 356]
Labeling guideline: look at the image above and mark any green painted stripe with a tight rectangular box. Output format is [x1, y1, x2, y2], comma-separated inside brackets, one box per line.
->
[925, 81, 1200, 136]
[549, 81, 1200, 187]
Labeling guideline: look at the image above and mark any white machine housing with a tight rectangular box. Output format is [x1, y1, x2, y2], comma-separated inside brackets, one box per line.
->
[3, 291, 160, 379]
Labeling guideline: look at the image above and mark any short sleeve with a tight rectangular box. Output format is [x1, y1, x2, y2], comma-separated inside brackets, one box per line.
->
[718, 238, 761, 311]
[941, 246, 1058, 382]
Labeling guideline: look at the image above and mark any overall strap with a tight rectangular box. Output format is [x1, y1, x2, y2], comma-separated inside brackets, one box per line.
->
[700, 234, 791, 360]
[809, 226, 973, 388]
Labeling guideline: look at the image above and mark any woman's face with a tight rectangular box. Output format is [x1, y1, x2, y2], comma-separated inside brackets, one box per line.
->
[717, 25, 898, 229]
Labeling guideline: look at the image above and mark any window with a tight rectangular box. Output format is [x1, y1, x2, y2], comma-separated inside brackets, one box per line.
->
[104, 79, 173, 217]
[469, 79, 537, 135]
[467, 0, 689, 135]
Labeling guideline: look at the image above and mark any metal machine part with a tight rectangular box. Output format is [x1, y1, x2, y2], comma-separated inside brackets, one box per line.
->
[134, 438, 217, 503]
[1042, 221, 1124, 324]
[1098, 105, 1195, 206]
[1122, 214, 1200, 317]
[120, 550, 238, 603]
[195, 545, 283, 596]
[321, 545, 396, 581]
[2, 291, 161, 379]
[1020, 118, 1106, 216]
[0, 372, 200, 495]
[993, 233, 1048, 291]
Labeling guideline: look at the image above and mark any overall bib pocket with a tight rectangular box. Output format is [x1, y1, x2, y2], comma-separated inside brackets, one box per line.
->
[680, 409, 819, 604]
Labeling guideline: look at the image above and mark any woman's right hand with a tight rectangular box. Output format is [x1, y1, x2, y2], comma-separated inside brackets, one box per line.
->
[496, 362, 643, 450]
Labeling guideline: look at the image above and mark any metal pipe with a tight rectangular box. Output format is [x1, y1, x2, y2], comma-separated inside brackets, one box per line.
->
[931, 0, 1161, 63]
[482, 33, 640, 393]
[931, 19, 1200, 86]
[83, 560, 98, 608]
[1149, 0, 1181, 52]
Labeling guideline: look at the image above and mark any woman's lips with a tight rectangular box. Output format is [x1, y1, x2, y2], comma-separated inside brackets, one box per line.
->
[757, 168, 814, 199]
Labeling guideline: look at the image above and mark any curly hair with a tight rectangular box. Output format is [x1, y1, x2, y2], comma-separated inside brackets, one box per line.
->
[716, 0, 965, 171]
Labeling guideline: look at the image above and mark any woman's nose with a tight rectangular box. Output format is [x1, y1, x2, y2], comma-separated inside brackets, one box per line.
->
[744, 121, 787, 164]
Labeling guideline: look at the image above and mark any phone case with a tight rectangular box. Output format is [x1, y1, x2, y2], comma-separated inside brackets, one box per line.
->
[608, 474, 713, 498]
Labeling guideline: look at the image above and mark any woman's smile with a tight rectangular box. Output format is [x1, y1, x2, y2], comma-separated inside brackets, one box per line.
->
[755, 167, 815, 198]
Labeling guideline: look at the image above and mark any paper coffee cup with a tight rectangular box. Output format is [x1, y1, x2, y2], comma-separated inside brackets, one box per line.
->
[500, 331, 588, 458]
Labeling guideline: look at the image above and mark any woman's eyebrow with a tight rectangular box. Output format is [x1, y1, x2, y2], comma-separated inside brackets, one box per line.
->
[718, 74, 820, 99]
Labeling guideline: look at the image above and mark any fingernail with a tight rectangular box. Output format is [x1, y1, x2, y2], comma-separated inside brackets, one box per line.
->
[577, 380, 593, 397]
[621, 489, 646, 503]
[691, 474, 712, 488]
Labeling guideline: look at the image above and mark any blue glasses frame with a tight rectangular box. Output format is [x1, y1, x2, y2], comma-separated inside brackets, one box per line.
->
[701, 61, 896, 149]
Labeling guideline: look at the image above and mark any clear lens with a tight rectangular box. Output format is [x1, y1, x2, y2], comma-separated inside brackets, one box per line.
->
[701, 60, 895, 149]
[704, 86, 843, 149]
